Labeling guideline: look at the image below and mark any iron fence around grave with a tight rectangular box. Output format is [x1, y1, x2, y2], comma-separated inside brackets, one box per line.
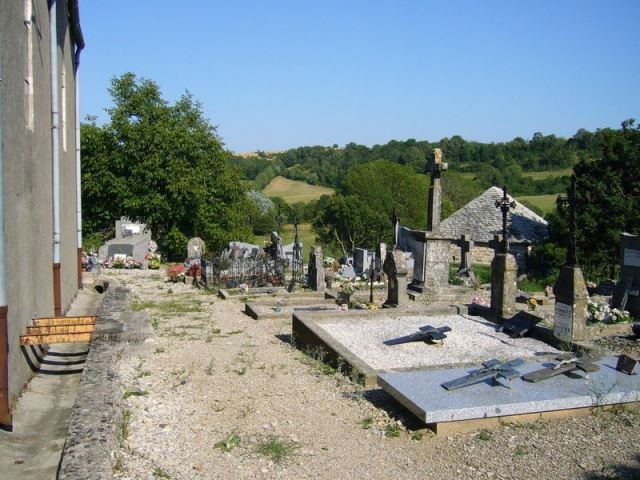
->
[200, 253, 287, 288]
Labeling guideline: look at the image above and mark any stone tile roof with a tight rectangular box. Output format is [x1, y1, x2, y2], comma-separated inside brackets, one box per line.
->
[434, 186, 548, 244]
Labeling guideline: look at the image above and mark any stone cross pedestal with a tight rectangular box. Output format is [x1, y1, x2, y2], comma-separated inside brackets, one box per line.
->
[553, 174, 589, 342]
[491, 252, 518, 320]
[308, 247, 325, 292]
[459, 234, 473, 271]
[383, 250, 408, 308]
[553, 266, 589, 342]
[427, 148, 448, 232]
[491, 187, 517, 320]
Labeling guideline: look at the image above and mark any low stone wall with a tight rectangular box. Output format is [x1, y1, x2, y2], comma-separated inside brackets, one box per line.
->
[58, 284, 151, 479]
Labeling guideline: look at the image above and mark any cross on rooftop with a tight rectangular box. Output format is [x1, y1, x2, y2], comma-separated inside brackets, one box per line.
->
[494, 186, 516, 254]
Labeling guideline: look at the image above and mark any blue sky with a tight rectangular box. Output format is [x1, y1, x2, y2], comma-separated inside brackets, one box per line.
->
[79, 1, 640, 153]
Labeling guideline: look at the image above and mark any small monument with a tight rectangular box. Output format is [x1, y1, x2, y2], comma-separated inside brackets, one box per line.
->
[383, 250, 408, 308]
[98, 217, 153, 264]
[409, 149, 451, 294]
[611, 232, 640, 318]
[308, 247, 325, 292]
[490, 187, 518, 320]
[553, 175, 589, 342]
[456, 234, 476, 285]
[427, 148, 448, 231]
[187, 237, 206, 259]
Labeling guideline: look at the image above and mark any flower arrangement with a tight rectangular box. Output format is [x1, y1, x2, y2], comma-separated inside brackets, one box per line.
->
[586, 301, 631, 324]
[167, 264, 185, 282]
[146, 252, 161, 269]
[238, 283, 249, 293]
[125, 257, 143, 269]
[471, 296, 490, 307]
[527, 298, 538, 311]
[339, 279, 355, 296]
[336, 303, 349, 311]
[323, 256, 339, 272]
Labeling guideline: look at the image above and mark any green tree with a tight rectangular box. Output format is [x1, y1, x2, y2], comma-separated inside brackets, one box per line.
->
[82, 73, 251, 260]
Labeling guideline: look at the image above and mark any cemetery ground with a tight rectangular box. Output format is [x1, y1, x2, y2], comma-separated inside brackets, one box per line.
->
[94, 269, 640, 480]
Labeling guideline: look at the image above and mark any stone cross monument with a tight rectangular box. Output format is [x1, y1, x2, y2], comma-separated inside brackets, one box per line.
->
[308, 246, 325, 292]
[490, 187, 518, 320]
[553, 175, 589, 342]
[426, 148, 448, 232]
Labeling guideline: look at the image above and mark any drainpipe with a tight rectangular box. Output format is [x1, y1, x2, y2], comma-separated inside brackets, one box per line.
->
[69, 0, 84, 289]
[50, 0, 61, 316]
[0, 27, 12, 430]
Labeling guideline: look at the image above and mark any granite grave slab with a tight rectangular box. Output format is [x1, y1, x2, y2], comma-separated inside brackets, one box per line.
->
[378, 356, 640, 425]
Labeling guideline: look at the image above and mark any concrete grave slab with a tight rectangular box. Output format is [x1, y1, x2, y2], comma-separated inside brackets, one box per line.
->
[378, 356, 640, 429]
[292, 309, 554, 386]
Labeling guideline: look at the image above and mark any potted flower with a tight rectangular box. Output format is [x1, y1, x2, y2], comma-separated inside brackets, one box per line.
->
[323, 256, 338, 288]
[527, 298, 538, 311]
[338, 279, 355, 305]
[167, 264, 186, 283]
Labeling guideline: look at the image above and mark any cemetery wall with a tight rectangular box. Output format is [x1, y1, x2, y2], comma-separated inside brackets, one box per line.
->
[448, 244, 529, 270]
[0, 1, 80, 413]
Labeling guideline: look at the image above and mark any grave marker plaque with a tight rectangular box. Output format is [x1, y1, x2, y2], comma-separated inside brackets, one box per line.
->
[553, 302, 573, 341]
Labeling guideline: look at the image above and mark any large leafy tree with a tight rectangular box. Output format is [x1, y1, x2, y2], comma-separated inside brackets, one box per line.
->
[82, 73, 251, 259]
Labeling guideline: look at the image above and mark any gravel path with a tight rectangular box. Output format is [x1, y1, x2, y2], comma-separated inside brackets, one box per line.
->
[105, 269, 640, 480]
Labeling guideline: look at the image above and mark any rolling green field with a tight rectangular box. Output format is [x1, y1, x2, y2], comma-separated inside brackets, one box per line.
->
[516, 194, 559, 215]
[262, 176, 334, 204]
[521, 167, 573, 180]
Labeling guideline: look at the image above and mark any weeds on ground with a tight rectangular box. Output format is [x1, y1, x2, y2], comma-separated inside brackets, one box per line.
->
[215, 432, 241, 452]
[155, 347, 165, 354]
[204, 359, 215, 376]
[152, 466, 172, 479]
[385, 424, 401, 438]
[255, 436, 300, 464]
[514, 444, 529, 456]
[119, 409, 131, 445]
[123, 387, 147, 399]
[410, 431, 424, 441]
[171, 366, 192, 386]
[476, 429, 492, 441]
[361, 417, 374, 429]
[131, 299, 155, 312]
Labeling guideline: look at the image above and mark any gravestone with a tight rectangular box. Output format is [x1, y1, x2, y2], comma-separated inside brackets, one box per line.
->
[187, 237, 206, 259]
[383, 250, 408, 308]
[553, 175, 589, 342]
[376, 243, 387, 283]
[99, 217, 153, 264]
[456, 234, 476, 285]
[491, 187, 517, 321]
[612, 233, 640, 318]
[354, 248, 370, 276]
[340, 264, 356, 279]
[308, 246, 325, 292]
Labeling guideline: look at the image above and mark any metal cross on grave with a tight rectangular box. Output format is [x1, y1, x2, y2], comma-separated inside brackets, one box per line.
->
[291, 213, 303, 285]
[391, 209, 400, 250]
[558, 174, 579, 267]
[494, 186, 516, 254]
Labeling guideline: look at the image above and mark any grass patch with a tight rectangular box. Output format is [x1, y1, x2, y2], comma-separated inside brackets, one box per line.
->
[410, 431, 424, 441]
[131, 299, 156, 311]
[299, 346, 340, 376]
[516, 194, 559, 215]
[518, 277, 547, 292]
[521, 167, 573, 180]
[215, 432, 241, 452]
[515, 444, 529, 456]
[262, 176, 334, 204]
[476, 429, 492, 441]
[255, 435, 300, 464]
[155, 299, 205, 314]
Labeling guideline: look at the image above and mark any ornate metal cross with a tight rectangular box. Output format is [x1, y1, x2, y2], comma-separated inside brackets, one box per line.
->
[495, 186, 516, 254]
[391, 209, 399, 249]
[558, 174, 578, 267]
[291, 213, 303, 285]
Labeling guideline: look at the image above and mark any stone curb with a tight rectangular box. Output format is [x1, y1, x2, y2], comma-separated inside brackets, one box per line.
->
[58, 284, 149, 479]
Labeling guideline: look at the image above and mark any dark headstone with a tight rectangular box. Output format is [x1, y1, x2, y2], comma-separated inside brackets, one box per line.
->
[497, 311, 541, 338]
[616, 354, 638, 375]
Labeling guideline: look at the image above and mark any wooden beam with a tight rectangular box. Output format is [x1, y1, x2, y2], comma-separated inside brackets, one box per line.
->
[26, 325, 95, 335]
[31, 316, 96, 327]
[20, 332, 92, 345]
